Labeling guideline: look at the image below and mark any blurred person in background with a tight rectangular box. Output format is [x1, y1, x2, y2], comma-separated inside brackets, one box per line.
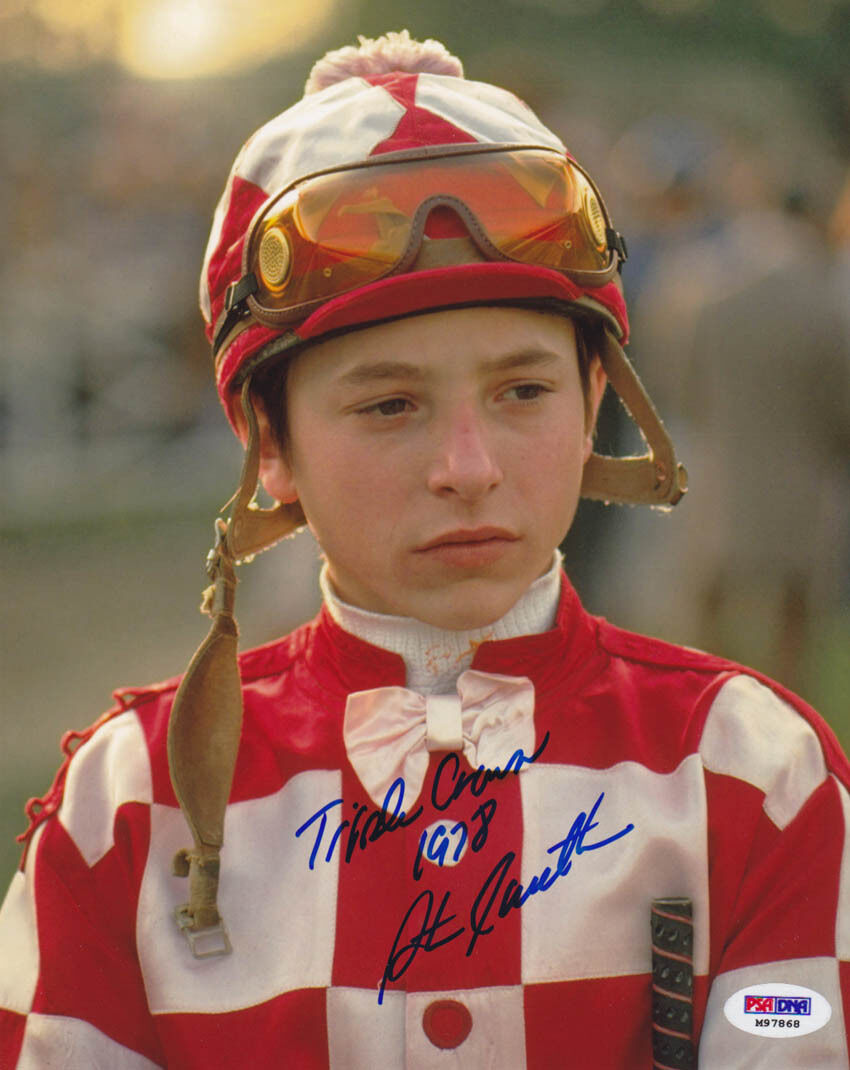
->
[1, 30, 849, 1069]
[602, 124, 850, 697]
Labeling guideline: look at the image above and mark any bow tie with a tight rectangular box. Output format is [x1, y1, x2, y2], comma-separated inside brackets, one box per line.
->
[343, 670, 536, 806]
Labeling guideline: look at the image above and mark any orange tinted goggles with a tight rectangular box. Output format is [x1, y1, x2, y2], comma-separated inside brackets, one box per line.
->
[218, 145, 626, 353]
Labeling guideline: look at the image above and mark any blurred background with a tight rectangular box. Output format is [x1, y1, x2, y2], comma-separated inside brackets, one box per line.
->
[2, 0, 849, 888]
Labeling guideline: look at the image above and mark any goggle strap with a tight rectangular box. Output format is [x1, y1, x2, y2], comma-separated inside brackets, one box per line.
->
[607, 228, 628, 265]
[226, 274, 258, 312]
[213, 275, 259, 359]
[581, 328, 687, 507]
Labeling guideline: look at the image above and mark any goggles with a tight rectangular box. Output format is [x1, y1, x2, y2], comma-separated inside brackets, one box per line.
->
[215, 144, 627, 357]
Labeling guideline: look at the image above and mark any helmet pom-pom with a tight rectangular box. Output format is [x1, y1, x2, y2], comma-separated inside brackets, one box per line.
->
[304, 29, 464, 95]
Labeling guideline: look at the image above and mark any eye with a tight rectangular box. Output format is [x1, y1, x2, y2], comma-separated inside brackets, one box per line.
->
[501, 382, 551, 402]
[359, 396, 413, 417]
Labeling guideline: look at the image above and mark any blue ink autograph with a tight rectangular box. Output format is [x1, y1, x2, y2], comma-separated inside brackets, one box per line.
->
[295, 777, 421, 870]
[294, 733, 550, 870]
[378, 792, 634, 1003]
[411, 801, 496, 879]
[431, 732, 550, 811]
[291, 733, 619, 1008]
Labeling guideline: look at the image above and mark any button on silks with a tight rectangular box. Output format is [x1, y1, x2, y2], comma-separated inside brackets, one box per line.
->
[422, 999, 473, 1049]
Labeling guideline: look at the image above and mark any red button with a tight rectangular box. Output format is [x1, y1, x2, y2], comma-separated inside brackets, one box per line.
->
[422, 999, 473, 1049]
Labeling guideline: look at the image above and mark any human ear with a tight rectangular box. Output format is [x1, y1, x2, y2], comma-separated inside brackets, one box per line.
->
[583, 356, 608, 462]
[233, 393, 300, 505]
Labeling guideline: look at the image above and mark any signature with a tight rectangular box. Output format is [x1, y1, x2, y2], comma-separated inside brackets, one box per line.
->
[294, 733, 550, 870]
[431, 732, 550, 811]
[378, 791, 634, 1003]
[295, 777, 422, 870]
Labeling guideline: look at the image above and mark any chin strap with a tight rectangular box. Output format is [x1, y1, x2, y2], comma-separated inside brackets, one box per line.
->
[581, 327, 687, 507]
[167, 379, 302, 957]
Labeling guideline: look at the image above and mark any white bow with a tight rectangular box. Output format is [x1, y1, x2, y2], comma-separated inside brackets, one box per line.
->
[343, 670, 536, 806]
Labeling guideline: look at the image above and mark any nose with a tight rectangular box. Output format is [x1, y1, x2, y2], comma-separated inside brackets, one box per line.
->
[426, 403, 503, 501]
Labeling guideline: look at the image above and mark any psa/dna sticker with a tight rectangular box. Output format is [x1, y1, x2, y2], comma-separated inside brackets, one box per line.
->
[724, 982, 831, 1038]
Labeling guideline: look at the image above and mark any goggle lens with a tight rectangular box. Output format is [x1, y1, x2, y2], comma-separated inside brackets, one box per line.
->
[247, 147, 615, 323]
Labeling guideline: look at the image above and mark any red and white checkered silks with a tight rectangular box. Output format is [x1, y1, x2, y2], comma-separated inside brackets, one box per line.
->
[199, 72, 628, 417]
[1, 578, 849, 1067]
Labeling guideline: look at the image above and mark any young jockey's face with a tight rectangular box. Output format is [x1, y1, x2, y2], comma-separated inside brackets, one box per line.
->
[258, 306, 606, 629]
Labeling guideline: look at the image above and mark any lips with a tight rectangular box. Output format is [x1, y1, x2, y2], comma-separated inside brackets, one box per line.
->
[411, 526, 515, 569]
[417, 527, 519, 551]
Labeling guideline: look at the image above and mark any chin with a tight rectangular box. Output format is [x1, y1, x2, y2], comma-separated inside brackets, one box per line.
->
[413, 584, 521, 632]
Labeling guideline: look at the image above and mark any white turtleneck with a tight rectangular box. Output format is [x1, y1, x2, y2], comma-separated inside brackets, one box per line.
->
[320, 552, 563, 694]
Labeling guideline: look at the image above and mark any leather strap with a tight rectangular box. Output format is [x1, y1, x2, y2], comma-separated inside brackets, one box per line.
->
[166, 530, 241, 947]
[227, 378, 306, 559]
[166, 380, 303, 955]
[581, 328, 687, 507]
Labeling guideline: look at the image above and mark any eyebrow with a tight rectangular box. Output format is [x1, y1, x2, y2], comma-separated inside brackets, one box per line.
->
[480, 347, 562, 373]
[337, 360, 425, 386]
[337, 347, 562, 387]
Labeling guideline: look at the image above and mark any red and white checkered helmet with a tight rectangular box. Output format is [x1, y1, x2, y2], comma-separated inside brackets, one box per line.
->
[199, 33, 629, 429]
